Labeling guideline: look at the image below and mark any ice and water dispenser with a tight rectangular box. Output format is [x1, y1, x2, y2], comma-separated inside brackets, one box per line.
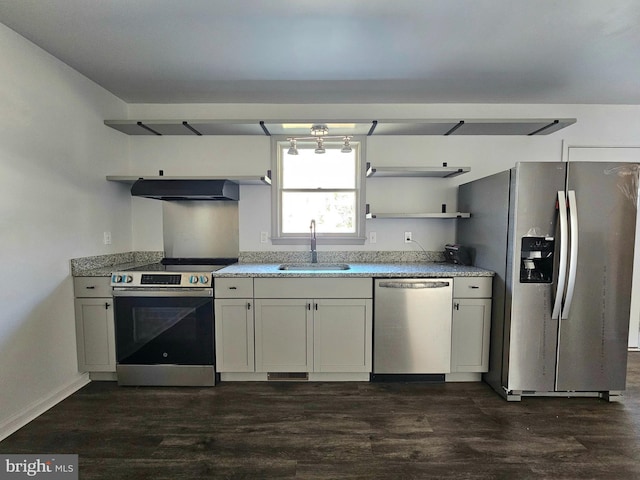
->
[520, 236, 554, 283]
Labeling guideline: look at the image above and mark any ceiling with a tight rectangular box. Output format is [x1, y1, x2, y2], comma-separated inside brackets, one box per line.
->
[1, 0, 639, 105]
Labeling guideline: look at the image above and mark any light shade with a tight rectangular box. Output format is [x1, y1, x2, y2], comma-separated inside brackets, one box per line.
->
[285, 125, 352, 155]
[287, 139, 298, 155]
[341, 137, 352, 153]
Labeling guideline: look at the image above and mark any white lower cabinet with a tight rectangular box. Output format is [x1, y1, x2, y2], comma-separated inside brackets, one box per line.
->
[254, 299, 313, 372]
[73, 277, 115, 373]
[252, 277, 373, 375]
[214, 278, 255, 373]
[313, 299, 372, 373]
[214, 299, 255, 372]
[450, 277, 492, 374]
[253, 297, 373, 373]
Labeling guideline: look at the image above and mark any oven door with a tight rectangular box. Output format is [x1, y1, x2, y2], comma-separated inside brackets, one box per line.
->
[112, 289, 215, 386]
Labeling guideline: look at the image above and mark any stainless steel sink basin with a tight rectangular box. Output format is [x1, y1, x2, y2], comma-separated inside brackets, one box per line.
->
[278, 263, 351, 271]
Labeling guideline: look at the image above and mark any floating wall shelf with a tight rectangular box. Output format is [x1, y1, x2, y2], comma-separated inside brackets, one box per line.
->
[104, 118, 576, 136]
[106, 171, 272, 186]
[365, 164, 471, 219]
[365, 204, 470, 220]
[366, 164, 470, 178]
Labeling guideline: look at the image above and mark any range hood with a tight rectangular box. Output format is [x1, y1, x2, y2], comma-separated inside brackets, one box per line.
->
[130, 179, 239, 200]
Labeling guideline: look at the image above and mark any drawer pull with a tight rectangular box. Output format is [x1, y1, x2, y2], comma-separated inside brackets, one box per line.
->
[469, 285, 480, 289]
[229, 286, 237, 290]
[85, 286, 96, 289]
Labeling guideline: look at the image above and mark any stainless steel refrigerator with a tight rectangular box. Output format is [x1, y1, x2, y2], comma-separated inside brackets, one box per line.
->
[457, 162, 638, 401]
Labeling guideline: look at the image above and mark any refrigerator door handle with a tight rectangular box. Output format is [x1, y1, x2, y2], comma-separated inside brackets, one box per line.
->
[561, 190, 579, 320]
[551, 190, 568, 320]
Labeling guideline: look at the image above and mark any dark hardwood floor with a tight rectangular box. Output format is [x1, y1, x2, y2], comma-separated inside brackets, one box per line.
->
[2, 354, 640, 479]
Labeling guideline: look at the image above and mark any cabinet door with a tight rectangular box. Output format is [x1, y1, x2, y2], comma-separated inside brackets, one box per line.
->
[215, 299, 255, 372]
[313, 299, 372, 372]
[254, 299, 313, 372]
[74, 298, 115, 372]
[451, 298, 492, 373]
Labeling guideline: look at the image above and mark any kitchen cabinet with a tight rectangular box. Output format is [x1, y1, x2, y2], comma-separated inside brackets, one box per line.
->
[73, 277, 116, 373]
[365, 163, 471, 219]
[214, 278, 255, 372]
[254, 299, 313, 373]
[450, 277, 492, 374]
[253, 278, 372, 375]
[314, 299, 371, 372]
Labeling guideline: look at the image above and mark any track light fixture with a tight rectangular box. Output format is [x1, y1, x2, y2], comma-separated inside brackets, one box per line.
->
[287, 124, 353, 155]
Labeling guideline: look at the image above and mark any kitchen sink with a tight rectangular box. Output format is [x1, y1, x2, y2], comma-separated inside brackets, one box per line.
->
[278, 263, 351, 271]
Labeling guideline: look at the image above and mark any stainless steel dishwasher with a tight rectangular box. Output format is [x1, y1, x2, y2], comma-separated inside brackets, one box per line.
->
[373, 278, 453, 376]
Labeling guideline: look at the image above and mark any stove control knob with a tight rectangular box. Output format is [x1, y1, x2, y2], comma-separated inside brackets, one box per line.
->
[199, 275, 209, 284]
[113, 275, 122, 283]
[189, 275, 199, 284]
[124, 275, 133, 283]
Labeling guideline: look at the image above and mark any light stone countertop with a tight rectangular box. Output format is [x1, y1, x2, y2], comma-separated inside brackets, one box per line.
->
[213, 262, 493, 278]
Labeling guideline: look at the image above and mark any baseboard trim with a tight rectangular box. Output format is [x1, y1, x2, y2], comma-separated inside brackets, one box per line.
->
[0, 373, 90, 442]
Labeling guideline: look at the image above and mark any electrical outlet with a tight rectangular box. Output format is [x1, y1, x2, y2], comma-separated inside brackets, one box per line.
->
[103, 231, 112, 245]
[404, 231, 412, 243]
[260, 231, 269, 243]
[369, 231, 377, 244]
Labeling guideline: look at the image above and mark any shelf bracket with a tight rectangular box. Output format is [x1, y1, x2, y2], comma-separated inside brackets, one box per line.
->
[137, 121, 162, 136]
[182, 121, 202, 136]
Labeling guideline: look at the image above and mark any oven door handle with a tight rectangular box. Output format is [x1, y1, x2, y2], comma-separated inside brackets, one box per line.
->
[112, 288, 213, 298]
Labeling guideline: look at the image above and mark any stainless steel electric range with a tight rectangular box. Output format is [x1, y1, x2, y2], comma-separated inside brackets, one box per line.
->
[110, 258, 236, 386]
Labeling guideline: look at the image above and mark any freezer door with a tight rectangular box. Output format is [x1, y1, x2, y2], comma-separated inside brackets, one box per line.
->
[505, 162, 566, 392]
[556, 162, 638, 391]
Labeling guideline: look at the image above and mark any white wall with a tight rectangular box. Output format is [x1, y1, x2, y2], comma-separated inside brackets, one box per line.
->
[0, 23, 129, 437]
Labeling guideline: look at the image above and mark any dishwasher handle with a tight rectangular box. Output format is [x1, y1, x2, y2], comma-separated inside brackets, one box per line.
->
[377, 280, 450, 289]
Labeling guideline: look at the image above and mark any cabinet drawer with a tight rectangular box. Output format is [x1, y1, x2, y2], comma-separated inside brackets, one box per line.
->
[254, 278, 372, 299]
[453, 277, 492, 298]
[215, 278, 254, 298]
[74, 277, 112, 298]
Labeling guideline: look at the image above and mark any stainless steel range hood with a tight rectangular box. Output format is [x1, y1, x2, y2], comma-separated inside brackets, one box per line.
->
[130, 179, 239, 200]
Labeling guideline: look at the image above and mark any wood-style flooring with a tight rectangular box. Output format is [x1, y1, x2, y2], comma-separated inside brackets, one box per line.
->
[2, 354, 640, 479]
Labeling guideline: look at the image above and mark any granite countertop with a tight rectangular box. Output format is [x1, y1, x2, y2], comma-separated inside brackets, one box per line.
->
[73, 261, 160, 277]
[71, 251, 494, 278]
[71, 251, 164, 277]
[213, 262, 493, 278]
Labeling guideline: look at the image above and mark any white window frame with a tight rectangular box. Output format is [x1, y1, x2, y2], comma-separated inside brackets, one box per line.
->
[270, 136, 367, 245]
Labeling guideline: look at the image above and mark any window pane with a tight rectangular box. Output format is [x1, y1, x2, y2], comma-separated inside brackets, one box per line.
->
[282, 191, 356, 233]
[281, 146, 356, 189]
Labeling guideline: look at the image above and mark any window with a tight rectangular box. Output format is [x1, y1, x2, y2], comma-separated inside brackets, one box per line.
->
[271, 137, 366, 244]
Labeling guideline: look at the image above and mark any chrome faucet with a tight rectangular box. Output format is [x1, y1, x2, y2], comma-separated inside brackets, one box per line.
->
[310, 219, 318, 263]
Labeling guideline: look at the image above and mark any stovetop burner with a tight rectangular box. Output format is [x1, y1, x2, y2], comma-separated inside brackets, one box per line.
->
[125, 264, 226, 272]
